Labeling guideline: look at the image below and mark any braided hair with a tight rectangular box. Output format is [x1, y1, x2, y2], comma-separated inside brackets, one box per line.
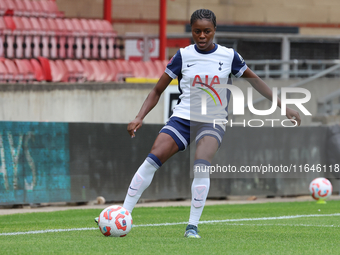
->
[190, 9, 216, 28]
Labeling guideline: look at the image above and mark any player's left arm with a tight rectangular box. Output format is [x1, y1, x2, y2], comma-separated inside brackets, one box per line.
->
[241, 67, 301, 126]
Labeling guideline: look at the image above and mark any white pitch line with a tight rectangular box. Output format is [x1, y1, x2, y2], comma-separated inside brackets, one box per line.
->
[1, 213, 340, 236]
[223, 223, 340, 228]
[0, 228, 97, 236]
[134, 213, 340, 227]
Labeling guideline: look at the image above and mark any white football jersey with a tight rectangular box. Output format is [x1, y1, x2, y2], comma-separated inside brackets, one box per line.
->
[165, 44, 247, 122]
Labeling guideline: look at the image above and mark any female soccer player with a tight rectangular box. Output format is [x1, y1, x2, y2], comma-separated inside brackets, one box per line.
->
[123, 9, 301, 238]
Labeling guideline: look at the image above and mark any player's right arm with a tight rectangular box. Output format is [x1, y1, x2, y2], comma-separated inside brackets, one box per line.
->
[127, 73, 173, 138]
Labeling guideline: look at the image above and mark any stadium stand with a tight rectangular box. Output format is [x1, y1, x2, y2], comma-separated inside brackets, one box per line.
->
[0, 0, 169, 83]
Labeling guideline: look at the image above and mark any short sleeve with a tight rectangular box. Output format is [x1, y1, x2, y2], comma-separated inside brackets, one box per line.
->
[231, 50, 248, 78]
[165, 50, 182, 79]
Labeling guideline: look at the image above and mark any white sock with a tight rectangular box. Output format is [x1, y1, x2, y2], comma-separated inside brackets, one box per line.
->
[188, 160, 210, 227]
[123, 154, 161, 213]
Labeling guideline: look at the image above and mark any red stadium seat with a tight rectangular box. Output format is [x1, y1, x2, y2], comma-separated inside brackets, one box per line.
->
[13, 0, 25, 16]
[3, 59, 20, 82]
[48, 0, 64, 18]
[14, 59, 34, 82]
[121, 60, 133, 78]
[129, 61, 142, 78]
[0, 61, 8, 82]
[73, 60, 85, 82]
[13, 59, 26, 81]
[39, 0, 53, 18]
[18, 0, 31, 16]
[39, 0, 61, 18]
[153, 60, 166, 77]
[98, 60, 112, 81]
[144, 61, 158, 78]
[30, 58, 45, 81]
[131, 61, 145, 78]
[89, 60, 106, 81]
[22, 0, 34, 17]
[64, 59, 77, 82]
[65, 59, 86, 82]
[21, 59, 34, 72]
[137, 60, 149, 78]
[0, 1, 8, 16]
[106, 60, 117, 81]
[113, 60, 134, 80]
[4, 0, 17, 15]
[141, 61, 151, 78]
[49, 59, 63, 82]
[30, 0, 44, 17]
[20, 58, 35, 81]
[80, 59, 94, 81]
[136, 61, 149, 78]
[101, 62, 112, 81]
[113, 59, 125, 81]
[38, 0, 52, 18]
[13, 59, 26, 82]
[38, 56, 52, 81]
[55, 59, 69, 82]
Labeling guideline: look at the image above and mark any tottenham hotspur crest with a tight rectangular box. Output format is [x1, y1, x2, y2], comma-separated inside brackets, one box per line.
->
[219, 62, 223, 71]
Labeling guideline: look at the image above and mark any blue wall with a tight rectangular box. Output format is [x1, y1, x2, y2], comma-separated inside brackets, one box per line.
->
[0, 122, 71, 204]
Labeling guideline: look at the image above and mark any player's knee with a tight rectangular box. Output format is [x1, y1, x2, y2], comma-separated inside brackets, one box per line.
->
[150, 134, 179, 163]
[196, 138, 219, 162]
[193, 159, 211, 178]
[146, 153, 162, 169]
[149, 149, 174, 165]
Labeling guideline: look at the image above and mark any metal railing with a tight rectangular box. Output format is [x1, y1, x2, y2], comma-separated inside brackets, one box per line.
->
[246, 59, 340, 79]
[234, 63, 340, 114]
[317, 89, 340, 116]
[117, 32, 340, 78]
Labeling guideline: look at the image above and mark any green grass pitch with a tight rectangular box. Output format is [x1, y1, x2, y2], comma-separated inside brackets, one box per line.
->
[1, 201, 340, 254]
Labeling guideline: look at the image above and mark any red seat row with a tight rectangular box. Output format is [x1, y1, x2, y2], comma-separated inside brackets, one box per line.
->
[0, 0, 62, 18]
[0, 57, 49, 82]
[49, 59, 169, 82]
[49, 59, 116, 82]
[0, 58, 169, 83]
[0, 16, 118, 59]
[128, 60, 169, 79]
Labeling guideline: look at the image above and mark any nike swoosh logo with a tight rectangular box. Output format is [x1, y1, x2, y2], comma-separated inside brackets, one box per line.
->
[129, 186, 137, 191]
[194, 198, 203, 201]
[187, 64, 196, 67]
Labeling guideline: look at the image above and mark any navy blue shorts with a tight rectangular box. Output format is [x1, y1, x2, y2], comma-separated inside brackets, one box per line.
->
[159, 117, 225, 151]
